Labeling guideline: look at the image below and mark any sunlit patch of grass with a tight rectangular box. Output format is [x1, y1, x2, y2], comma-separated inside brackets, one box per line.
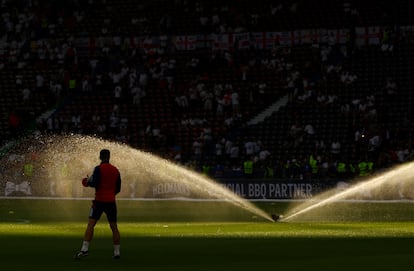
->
[1, 221, 414, 238]
[0, 222, 83, 236]
[126, 221, 414, 238]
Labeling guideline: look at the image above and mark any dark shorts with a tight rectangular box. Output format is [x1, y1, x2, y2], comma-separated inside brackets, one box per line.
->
[89, 200, 117, 222]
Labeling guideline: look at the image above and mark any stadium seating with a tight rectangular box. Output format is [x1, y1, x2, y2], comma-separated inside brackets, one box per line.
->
[1, 0, 414, 179]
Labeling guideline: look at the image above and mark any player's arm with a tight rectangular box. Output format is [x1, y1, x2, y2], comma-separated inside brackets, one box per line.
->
[115, 173, 121, 194]
[87, 166, 101, 188]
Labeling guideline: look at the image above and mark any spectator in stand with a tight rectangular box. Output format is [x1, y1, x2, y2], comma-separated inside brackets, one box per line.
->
[384, 77, 398, 97]
[395, 143, 410, 163]
[97, 120, 107, 136]
[91, 109, 101, 127]
[108, 111, 120, 137]
[9, 110, 21, 138]
[229, 141, 241, 167]
[340, 102, 351, 116]
[223, 137, 233, 159]
[381, 27, 394, 52]
[131, 84, 146, 107]
[223, 113, 235, 128]
[35, 73, 45, 93]
[192, 137, 203, 162]
[340, 70, 357, 85]
[202, 89, 214, 114]
[119, 115, 129, 138]
[199, 13, 210, 34]
[113, 84, 122, 104]
[50, 80, 63, 104]
[46, 116, 60, 133]
[222, 89, 232, 115]
[331, 139, 341, 156]
[188, 86, 200, 113]
[82, 76, 93, 92]
[288, 121, 304, 147]
[258, 148, 271, 167]
[214, 138, 224, 164]
[21, 86, 31, 103]
[215, 96, 225, 117]
[325, 93, 338, 105]
[314, 139, 327, 153]
[231, 89, 240, 117]
[16, 74, 24, 87]
[318, 154, 332, 179]
[300, 156, 313, 180]
[368, 134, 381, 153]
[304, 123, 315, 139]
[244, 139, 257, 158]
[200, 124, 214, 156]
[286, 158, 301, 179]
[71, 113, 82, 133]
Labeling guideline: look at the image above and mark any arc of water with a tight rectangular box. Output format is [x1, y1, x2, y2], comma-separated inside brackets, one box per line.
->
[282, 162, 414, 222]
[15, 134, 274, 222]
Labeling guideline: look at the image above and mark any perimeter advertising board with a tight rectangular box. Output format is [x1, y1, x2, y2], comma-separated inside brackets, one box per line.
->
[136, 179, 331, 200]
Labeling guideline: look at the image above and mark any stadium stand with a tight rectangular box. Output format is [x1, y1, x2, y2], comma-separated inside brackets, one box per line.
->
[1, 0, 414, 180]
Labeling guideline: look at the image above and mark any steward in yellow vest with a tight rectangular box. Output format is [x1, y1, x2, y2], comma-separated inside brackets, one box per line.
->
[243, 157, 254, 178]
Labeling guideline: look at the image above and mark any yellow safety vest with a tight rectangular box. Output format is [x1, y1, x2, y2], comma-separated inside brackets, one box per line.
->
[243, 160, 253, 174]
[309, 155, 318, 173]
[358, 162, 369, 176]
[24, 163, 34, 177]
[337, 162, 346, 173]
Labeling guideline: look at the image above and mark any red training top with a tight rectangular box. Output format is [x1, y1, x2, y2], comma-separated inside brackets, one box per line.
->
[88, 162, 121, 202]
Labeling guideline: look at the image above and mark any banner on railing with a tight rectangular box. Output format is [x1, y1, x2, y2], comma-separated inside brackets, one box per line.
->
[355, 26, 382, 46]
[72, 25, 414, 54]
[174, 35, 197, 50]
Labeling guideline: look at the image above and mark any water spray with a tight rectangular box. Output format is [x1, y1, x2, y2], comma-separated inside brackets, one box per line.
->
[280, 162, 414, 222]
[2, 134, 274, 222]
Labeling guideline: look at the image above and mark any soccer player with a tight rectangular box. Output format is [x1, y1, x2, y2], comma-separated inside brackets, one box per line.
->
[74, 149, 122, 259]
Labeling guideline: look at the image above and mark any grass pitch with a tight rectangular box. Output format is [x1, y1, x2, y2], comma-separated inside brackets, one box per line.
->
[1, 198, 414, 271]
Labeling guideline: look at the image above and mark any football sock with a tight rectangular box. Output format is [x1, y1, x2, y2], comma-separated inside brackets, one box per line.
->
[81, 241, 89, 252]
[114, 244, 120, 255]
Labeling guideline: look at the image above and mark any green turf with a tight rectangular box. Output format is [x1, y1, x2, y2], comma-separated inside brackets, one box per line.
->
[1, 198, 414, 271]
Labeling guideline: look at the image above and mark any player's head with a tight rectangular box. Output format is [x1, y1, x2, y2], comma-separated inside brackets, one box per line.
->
[99, 149, 110, 162]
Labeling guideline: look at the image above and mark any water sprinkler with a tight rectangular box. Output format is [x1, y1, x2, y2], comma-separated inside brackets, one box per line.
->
[271, 214, 281, 222]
